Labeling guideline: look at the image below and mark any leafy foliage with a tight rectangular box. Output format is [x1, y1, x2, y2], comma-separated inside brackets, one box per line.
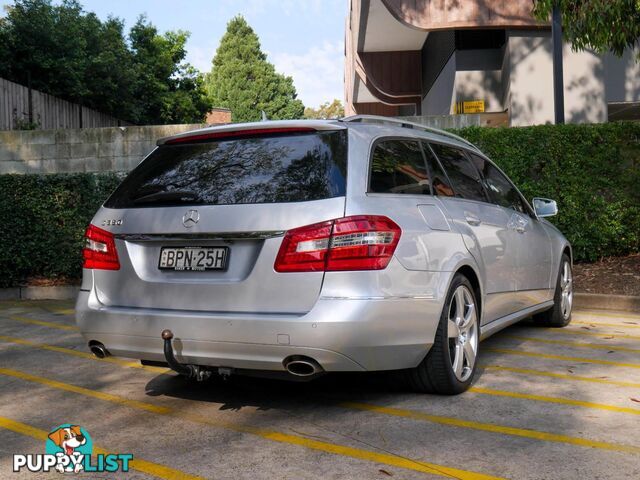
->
[0, 172, 124, 287]
[532, 0, 640, 58]
[205, 16, 304, 123]
[457, 122, 640, 262]
[304, 99, 345, 119]
[0, 123, 637, 287]
[0, 0, 211, 124]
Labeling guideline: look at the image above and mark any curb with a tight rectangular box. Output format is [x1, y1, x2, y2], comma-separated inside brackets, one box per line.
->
[574, 293, 640, 313]
[0, 286, 79, 301]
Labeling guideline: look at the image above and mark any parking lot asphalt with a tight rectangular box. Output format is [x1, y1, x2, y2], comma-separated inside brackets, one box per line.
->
[0, 300, 639, 479]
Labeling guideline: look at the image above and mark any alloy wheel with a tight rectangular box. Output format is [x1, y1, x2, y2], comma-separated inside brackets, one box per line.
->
[447, 285, 478, 382]
[560, 261, 573, 320]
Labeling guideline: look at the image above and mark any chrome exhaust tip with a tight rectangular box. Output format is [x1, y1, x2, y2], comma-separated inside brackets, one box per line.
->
[89, 342, 109, 359]
[284, 356, 323, 377]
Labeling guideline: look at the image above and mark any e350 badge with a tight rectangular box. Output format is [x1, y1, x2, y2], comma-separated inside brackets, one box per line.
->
[13, 424, 133, 474]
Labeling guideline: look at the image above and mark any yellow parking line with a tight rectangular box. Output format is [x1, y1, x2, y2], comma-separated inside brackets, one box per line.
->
[0, 416, 205, 480]
[502, 334, 640, 354]
[485, 347, 640, 369]
[572, 320, 640, 329]
[0, 334, 169, 374]
[468, 386, 640, 415]
[482, 365, 640, 389]
[554, 328, 640, 341]
[574, 310, 640, 321]
[341, 402, 640, 455]
[5, 315, 80, 331]
[0, 368, 502, 480]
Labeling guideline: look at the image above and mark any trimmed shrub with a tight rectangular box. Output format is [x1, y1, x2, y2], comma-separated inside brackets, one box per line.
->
[0, 122, 638, 287]
[457, 122, 640, 263]
[0, 173, 123, 287]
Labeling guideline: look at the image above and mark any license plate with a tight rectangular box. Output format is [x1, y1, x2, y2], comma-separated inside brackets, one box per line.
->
[158, 247, 229, 271]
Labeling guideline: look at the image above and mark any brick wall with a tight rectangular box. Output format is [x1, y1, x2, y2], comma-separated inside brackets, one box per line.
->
[205, 108, 232, 125]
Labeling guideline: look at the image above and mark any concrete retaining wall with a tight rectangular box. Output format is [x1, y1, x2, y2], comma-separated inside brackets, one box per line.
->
[0, 124, 203, 174]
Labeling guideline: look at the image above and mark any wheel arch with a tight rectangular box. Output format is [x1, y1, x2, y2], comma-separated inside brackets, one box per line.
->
[450, 263, 483, 324]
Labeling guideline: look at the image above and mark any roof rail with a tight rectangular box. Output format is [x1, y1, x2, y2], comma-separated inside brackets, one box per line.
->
[341, 114, 480, 151]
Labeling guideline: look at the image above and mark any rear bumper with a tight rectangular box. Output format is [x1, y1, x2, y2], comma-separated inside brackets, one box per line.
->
[75, 285, 445, 372]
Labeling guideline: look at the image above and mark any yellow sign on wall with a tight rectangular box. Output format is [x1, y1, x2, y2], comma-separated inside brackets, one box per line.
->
[454, 100, 485, 114]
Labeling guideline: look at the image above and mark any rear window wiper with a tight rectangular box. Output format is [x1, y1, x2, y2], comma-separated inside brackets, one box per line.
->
[132, 190, 200, 205]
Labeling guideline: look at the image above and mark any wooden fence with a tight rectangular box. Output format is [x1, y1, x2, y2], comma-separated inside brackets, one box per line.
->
[0, 77, 131, 130]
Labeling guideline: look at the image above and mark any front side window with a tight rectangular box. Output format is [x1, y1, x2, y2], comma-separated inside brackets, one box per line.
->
[470, 153, 526, 213]
[369, 140, 430, 195]
[429, 144, 487, 202]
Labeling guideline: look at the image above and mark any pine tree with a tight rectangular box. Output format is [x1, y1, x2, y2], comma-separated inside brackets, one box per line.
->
[206, 16, 305, 123]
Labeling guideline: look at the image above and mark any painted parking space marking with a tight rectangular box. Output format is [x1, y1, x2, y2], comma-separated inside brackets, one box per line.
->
[341, 402, 640, 455]
[501, 334, 640, 354]
[0, 334, 169, 374]
[481, 365, 640, 389]
[3, 315, 80, 331]
[485, 347, 640, 369]
[0, 416, 205, 480]
[0, 367, 503, 480]
[468, 386, 640, 415]
[547, 328, 640, 341]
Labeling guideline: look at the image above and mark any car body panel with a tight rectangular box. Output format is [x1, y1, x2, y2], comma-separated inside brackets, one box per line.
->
[77, 118, 572, 375]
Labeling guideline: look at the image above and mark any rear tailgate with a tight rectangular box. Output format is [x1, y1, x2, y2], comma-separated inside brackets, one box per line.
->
[89, 126, 347, 314]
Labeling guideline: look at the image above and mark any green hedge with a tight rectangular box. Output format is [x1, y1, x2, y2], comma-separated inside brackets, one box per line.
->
[0, 123, 638, 287]
[0, 173, 123, 288]
[457, 122, 640, 263]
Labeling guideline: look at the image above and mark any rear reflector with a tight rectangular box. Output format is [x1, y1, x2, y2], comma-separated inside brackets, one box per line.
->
[164, 127, 316, 145]
[82, 224, 120, 270]
[274, 215, 401, 272]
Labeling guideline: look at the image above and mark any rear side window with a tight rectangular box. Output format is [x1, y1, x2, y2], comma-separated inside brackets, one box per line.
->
[422, 142, 454, 197]
[369, 140, 430, 195]
[429, 143, 487, 202]
[104, 130, 347, 208]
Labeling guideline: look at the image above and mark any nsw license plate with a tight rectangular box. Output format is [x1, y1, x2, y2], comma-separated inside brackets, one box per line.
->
[158, 247, 229, 271]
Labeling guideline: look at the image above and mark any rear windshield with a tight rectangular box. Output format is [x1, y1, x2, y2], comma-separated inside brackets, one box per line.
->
[104, 130, 347, 208]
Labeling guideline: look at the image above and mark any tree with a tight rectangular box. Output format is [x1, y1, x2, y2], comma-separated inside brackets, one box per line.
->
[532, 0, 640, 58]
[304, 99, 345, 119]
[205, 16, 304, 123]
[0, 0, 210, 124]
[129, 17, 210, 124]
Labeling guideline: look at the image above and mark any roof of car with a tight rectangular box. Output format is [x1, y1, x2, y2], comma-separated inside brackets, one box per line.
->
[156, 115, 481, 153]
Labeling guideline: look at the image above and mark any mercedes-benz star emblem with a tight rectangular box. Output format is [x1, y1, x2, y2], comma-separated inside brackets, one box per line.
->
[182, 209, 200, 228]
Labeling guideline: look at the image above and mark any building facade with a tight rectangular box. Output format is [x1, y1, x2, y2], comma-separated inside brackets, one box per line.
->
[345, 0, 640, 126]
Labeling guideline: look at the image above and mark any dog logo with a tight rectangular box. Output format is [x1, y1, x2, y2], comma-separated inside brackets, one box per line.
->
[45, 424, 92, 473]
[182, 209, 199, 228]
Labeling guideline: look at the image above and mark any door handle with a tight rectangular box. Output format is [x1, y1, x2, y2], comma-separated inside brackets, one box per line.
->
[508, 214, 528, 233]
[464, 212, 481, 226]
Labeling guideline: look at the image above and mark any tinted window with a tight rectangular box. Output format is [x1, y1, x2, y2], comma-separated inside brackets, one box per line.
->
[471, 153, 526, 213]
[370, 140, 430, 195]
[105, 131, 347, 208]
[429, 144, 487, 202]
[422, 142, 454, 197]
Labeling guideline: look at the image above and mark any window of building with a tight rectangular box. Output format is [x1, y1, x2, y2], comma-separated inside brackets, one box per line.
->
[429, 144, 487, 202]
[455, 30, 506, 50]
[369, 140, 430, 195]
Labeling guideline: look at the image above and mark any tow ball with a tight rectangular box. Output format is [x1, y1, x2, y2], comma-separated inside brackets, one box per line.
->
[161, 329, 211, 381]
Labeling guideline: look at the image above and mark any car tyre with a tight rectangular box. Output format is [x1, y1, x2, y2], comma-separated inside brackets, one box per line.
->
[406, 273, 479, 395]
[533, 253, 573, 328]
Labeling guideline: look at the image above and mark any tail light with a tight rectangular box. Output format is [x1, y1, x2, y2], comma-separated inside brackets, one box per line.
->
[82, 224, 120, 270]
[274, 215, 401, 272]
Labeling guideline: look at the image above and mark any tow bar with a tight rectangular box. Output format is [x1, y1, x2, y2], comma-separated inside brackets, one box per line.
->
[161, 329, 211, 381]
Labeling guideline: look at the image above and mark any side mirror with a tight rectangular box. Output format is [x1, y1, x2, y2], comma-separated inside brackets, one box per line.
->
[532, 197, 558, 218]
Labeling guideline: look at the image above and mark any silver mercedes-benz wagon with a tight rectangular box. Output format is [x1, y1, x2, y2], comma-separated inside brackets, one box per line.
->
[76, 115, 573, 394]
